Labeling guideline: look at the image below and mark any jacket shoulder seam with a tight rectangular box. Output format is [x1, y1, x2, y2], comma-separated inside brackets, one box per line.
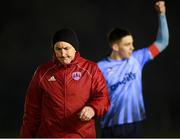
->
[39, 65, 56, 83]
[77, 64, 93, 78]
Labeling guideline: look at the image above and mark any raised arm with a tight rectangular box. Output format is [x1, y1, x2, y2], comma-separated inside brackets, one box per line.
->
[149, 1, 169, 58]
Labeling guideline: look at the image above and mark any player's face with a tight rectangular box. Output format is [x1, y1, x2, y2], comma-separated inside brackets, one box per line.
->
[54, 41, 76, 65]
[116, 35, 134, 59]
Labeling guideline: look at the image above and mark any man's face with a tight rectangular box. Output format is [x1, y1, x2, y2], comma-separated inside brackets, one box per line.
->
[113, 35, 134, 59]
[54, 41, 76, 65]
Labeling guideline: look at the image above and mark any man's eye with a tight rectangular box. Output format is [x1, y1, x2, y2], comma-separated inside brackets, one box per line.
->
[55, 47, 60, 50]
[65, 47, 70, 50]
[125, 43, 131, 46]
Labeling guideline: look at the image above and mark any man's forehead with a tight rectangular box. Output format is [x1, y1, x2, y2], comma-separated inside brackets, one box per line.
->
[55, 41, 73, 48]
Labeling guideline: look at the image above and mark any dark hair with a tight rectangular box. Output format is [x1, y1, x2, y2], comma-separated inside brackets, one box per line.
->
[107, 28, 132, 46]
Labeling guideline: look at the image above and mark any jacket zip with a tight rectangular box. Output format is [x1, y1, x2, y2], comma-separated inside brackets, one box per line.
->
[64, 68, 67, 118]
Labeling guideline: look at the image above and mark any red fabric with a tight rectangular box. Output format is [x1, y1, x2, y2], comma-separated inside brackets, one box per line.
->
[20, 53, 110, 138]
[148, 43, 160, 58]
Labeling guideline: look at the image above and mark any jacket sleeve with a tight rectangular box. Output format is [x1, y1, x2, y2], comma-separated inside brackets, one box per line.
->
[20, 67, 43, 137]
[87, 64, 110, 117]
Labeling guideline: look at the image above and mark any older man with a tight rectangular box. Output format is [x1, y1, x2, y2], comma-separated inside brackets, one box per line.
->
[20, 28, 110, 138]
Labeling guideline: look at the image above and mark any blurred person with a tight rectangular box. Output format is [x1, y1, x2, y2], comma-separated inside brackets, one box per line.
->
[20, 28, 110, 138]
[97, 1, 169, 137]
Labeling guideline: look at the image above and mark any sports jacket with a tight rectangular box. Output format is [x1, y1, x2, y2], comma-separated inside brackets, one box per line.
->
[20, 52, 110, 138]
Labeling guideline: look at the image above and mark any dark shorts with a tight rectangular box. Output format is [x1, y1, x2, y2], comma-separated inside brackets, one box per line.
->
[101, 121, 144, 138]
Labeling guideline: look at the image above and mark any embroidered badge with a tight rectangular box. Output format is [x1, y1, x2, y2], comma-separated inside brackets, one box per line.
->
[72, 72, 81, 80]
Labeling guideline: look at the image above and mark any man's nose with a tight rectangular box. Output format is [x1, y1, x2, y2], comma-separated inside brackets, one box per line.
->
[60, 49, 66, 57]
[131, 45, 134, 50]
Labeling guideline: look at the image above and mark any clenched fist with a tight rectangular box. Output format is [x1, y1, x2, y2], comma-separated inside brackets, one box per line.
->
[155, 1, 166, 15]
[79, 106, 95, 121]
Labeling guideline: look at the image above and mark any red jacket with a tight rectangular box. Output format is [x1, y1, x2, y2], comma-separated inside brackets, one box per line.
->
[20, 53, 110, 138]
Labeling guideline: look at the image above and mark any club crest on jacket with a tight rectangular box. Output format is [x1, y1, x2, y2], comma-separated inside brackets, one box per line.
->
[72, 72, 81, 80]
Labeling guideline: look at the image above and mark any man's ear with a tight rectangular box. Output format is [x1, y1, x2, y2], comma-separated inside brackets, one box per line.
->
[112, 43, 119, 51]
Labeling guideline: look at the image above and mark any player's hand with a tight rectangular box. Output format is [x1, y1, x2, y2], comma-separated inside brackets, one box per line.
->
[79, 106, 95, 121]
[155, 1, 166, 15]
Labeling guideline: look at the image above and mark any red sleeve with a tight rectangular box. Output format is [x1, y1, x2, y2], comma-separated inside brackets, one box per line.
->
[20, 67, 43, 137]
[87, 65, 110, 117]
[148, 43, 160, 58]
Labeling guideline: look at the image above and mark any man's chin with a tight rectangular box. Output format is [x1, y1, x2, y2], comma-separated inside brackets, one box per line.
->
[127, 54, 132, 58]
[124, 56, 131, 59]
[60, 60, 71, 65]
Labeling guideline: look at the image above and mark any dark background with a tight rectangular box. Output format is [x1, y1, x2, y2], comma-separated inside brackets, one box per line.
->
[0, 0, 179, 137]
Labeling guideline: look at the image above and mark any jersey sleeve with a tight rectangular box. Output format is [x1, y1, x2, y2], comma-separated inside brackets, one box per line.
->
[133, 14, 169, 65]
[132, 47, 152, 67]
[149, 14, 169, 59]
